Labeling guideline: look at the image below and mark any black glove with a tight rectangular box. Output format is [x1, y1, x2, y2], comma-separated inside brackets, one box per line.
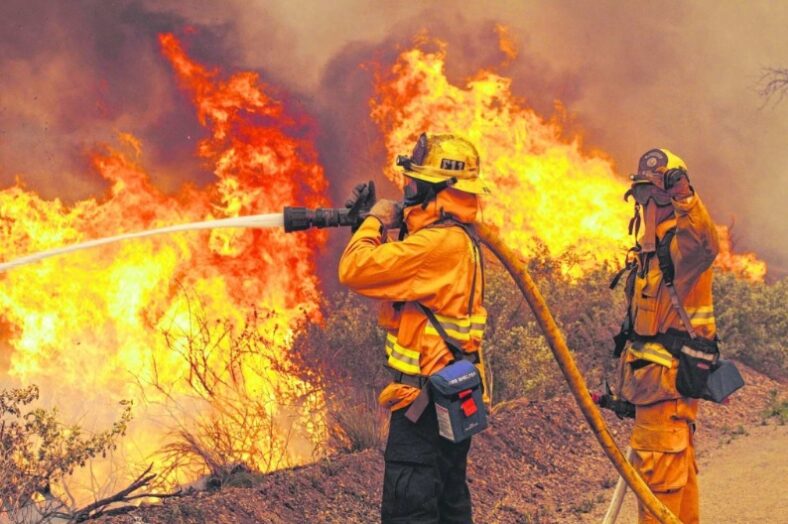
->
[344, 181, 377, 231]
[663, 168, 693, 199]
[345, 181, 376, 211]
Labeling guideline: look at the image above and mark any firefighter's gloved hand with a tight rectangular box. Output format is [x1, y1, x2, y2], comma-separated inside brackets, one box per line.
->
[368, 199, 403, 229]
[663, 168, 693, 200]
[345, 183, 368, 209]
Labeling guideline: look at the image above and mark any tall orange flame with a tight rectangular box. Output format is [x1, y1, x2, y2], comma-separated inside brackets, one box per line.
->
[370, 37, 767, 280]
[0, 34, 328, 499]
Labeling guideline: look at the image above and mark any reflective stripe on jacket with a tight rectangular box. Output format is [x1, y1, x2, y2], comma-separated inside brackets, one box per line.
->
[338, 189, 487, 410]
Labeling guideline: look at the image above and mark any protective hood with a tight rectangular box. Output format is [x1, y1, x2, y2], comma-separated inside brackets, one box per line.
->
[403, 188, 479, 233]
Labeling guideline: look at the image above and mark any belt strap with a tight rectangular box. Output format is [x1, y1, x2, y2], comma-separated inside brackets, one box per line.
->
[405, 387, 431, 423]
[388, 367, 429, 388]
[630, 329, 717, 358]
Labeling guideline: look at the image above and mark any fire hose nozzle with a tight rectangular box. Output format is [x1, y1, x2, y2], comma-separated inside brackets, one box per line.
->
[283, 207, 355, 232]
[284, 180, 376, 233]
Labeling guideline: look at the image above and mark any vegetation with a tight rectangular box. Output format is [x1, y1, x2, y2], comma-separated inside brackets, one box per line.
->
[150, 299, 326, 486]
[0, 385, 135, 522]
[759, 67, 788, 106]
[4, 252, 784, 516]
[761, 389, 788, 425]
[713, 272, 787, 378]
[291, 291, 390, 453]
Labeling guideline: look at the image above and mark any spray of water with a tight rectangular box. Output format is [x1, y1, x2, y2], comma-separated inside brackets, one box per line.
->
[0, 213, 285, 273]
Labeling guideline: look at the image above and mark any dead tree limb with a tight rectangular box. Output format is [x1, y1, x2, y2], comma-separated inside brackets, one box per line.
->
[759, 67, 788, 107]
[50, 464, 182, 522]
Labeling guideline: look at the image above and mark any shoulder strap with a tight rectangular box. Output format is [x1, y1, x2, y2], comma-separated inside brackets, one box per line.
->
[418, 303, 466, 361]
[420, 214, 484, 358]
[656, 228, 677, 286]
[432, 214, 485, 315]
[656, 227, 697, 339]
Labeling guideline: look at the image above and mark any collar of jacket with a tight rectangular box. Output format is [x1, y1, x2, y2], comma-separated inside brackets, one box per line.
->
[402, 188, 479, 233]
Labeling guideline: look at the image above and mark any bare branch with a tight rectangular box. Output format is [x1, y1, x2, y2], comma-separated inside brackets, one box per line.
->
[64, 464, 181, 521]
[759, 67, 788, 107]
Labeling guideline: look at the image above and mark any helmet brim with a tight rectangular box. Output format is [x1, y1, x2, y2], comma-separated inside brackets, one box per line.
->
[403, 165, 490, 195]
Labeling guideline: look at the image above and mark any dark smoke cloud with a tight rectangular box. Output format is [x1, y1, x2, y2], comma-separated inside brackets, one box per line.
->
[1, 1, 785, 274]
[0, 0, 241, 200]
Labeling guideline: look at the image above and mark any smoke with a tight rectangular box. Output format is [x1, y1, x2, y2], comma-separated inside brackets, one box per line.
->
[1, 0, 786, 272]
[0, 0, 236, 200]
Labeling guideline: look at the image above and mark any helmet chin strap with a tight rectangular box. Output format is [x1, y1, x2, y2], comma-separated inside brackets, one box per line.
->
[402, 177, 457, 209]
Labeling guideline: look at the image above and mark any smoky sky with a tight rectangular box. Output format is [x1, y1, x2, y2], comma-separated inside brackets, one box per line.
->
[1, 0, 786, 276]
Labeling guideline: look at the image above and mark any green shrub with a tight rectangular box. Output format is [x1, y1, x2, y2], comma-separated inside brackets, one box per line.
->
[483, 248, 625, 403]
[762, 389, 788, 425]
[713, 272, 787, 378]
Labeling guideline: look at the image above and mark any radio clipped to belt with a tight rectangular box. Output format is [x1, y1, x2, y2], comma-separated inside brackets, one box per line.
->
[404, 304, 488, 443]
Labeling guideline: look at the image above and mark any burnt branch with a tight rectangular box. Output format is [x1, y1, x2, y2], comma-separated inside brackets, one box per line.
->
[57, 464, 181, 521]
[759, 67, 788, 107]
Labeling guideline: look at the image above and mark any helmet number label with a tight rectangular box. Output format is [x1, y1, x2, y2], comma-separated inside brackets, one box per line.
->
[440, 159, 465, 171]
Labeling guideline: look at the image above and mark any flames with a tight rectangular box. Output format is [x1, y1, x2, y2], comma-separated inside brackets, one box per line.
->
[714, 225, 767, 281]
[0, 26, 768, 505]
[370, 37, 767, 280]
[0, 34, 328, 498]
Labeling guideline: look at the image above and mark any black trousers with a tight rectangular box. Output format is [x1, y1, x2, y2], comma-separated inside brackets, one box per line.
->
[381, 405, 473, 524]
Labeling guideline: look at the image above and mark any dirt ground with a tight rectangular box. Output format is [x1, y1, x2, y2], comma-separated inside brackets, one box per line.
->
[579, 423, 788, 524]
[101, 363, 786, 524]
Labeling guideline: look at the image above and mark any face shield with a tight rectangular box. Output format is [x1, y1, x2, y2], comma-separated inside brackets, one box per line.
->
[403, 176, 445, 208]
[625, 172, 672, 207]
[624, 172, 673, 254]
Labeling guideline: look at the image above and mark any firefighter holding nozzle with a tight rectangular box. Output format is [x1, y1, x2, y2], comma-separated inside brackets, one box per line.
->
[611, 148, 741, 523]
[339, 133, 490, 523]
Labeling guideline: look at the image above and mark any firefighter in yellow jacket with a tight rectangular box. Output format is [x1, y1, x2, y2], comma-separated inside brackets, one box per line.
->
[615, 148, 720, 523]
[339, 133, 488, 523]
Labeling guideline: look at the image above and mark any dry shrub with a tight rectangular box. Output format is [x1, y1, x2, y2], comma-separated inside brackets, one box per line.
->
[483, 245, 625, 403]
[0, 385, 131, 523]
[291, 292, 389, 452]
[290, 246, 787, 444]
[147, 294, 326, 487]
[328, 390, 388, 453]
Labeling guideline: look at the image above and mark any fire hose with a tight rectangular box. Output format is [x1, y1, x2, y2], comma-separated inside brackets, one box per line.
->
[473, 223, 679, 524]
[0, 197, 679, 523]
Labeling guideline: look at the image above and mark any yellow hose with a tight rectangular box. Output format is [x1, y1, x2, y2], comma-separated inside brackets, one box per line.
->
[475, 223, 681, 524]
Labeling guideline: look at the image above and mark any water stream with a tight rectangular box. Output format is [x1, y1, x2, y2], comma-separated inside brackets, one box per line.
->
[0, 213, 286, 273]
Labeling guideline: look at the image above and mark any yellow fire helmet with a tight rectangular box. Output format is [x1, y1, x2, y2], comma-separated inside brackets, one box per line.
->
[634, 148, 688, 187]
[396, 133, 490, 195]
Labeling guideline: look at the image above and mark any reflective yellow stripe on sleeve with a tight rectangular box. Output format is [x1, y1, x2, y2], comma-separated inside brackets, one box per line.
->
[686, 305, 716, 328]
[385, 333, 421, 375]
